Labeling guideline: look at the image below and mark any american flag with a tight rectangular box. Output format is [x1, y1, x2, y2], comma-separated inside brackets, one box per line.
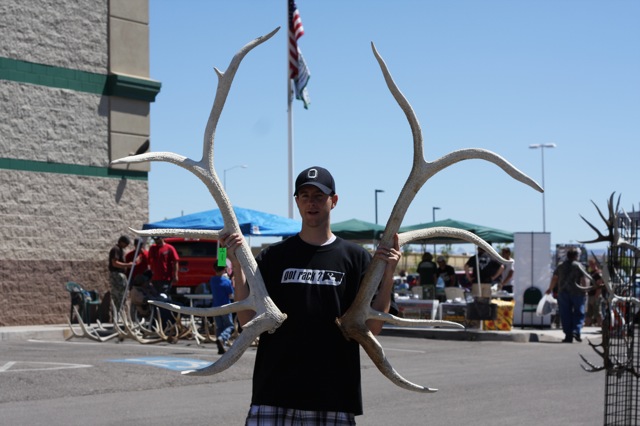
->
[289, 0, 310, 108]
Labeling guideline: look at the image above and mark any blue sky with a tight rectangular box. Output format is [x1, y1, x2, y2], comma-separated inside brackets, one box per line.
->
[147, 1, 639, 251]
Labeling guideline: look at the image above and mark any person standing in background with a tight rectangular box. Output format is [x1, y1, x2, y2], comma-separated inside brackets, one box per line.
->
[545, 248, 588, 343]
[125, 238, 150, 282]
[498, 247, 514, 293]
[108, 235, 132, 314]
[585, 257, 604, 327]
[148, 237, 179, 295]
[417, 252, 437, 287]
[436, 256, 457, 288]
[209, 264, 235, 354]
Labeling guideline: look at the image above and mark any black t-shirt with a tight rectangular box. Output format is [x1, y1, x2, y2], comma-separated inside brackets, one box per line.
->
[555, 260, 587, 296]
[438, 264, 457, 287]
[417, 260, 437, 286]
[251, 235, 370, 415]
[108, 245, 125, 273]
[466, 252, 501, 283]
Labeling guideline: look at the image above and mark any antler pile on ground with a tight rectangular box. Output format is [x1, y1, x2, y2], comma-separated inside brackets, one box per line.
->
[66, 298, 221, 345]
[105, 28, 541, 392]
[578, 192, 640, 377]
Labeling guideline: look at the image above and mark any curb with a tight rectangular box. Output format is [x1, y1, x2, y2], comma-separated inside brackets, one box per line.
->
[381, 326, 557, 343]
[0, 325, 69, 342]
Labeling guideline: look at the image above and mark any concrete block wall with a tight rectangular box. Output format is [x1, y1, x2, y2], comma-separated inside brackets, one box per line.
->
[0, 0, 154, 326]
[0, 0, 108, 73]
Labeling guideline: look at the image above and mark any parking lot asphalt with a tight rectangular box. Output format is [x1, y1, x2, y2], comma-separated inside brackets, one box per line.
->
[0, 323, 607, 425]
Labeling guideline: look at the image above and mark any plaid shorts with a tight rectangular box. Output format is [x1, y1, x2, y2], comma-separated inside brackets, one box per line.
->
[245, 405, 356, 426]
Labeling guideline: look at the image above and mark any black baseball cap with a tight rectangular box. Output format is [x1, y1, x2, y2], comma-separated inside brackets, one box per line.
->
[294, 166, 336, 196]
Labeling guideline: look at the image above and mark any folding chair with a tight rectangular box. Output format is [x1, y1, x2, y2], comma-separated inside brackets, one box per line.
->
[520, 286, 543, 328]
[64, 282, 101, 324]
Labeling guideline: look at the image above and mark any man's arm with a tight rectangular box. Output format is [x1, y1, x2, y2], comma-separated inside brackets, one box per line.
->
[367, 234, 401, 335]
[110, 248, 132, 269]
[492, 264, 505, 283]
[220, 233, 255, 327]
[171, 248, 180, 282]
[499, 268, 514, 290]
[546, 274, 558, 294]
[464, 258, 474, 283]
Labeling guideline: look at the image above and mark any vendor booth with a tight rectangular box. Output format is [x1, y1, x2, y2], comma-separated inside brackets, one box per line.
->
[143, 206, 302, 237]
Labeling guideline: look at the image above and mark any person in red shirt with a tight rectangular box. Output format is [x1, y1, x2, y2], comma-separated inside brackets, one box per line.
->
[125, 238, 150, 282]
[148, 237, 179, 294]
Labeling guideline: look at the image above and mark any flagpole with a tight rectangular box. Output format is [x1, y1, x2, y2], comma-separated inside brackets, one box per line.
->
[287, 0, 294, 219]
[287, 78, 294, 219]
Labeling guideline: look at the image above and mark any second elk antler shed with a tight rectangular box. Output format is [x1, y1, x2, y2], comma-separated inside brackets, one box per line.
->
[334, 42, 543, 392]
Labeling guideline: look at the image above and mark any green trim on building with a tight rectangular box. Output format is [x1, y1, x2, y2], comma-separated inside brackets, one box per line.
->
[0, 158, 148, 180]
[0, 57, 161, 102]
[106, 74, 162, 102]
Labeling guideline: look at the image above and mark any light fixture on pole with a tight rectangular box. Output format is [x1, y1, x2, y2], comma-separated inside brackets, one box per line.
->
[432, 206, 441, 253]
[223, 164, 248, 190]
[529, 143, 556, 232]
[374, 189, 384, 225]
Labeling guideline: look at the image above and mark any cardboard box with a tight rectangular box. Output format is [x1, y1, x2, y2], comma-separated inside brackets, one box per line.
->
[397, 299, 439, 320]
[483, 299, 515, 331]
[471, 283, 492, 298]
[441, 303, 466, 324]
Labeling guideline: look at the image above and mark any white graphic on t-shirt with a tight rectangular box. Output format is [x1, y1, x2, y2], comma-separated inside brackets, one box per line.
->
[281, 268, 345, 286]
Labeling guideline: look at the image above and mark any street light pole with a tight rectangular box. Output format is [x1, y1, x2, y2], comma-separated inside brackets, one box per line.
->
[223, 164, 248, 190]
[374, 189, 384, 225]
[529, 143, 556, 232]
[432, 206, 440, 254]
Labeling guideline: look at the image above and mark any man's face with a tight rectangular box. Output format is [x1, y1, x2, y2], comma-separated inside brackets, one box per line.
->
[295, 185, 337, 227]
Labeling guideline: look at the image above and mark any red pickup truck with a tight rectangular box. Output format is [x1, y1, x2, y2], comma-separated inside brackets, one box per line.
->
[164, 237, 219, 296]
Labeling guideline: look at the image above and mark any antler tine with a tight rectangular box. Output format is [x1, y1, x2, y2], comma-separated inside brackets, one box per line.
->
[575, 263, 597, 292]
[612, 192, 621, 219]
[399, 227, 512, 265]
[369, 42, 425, 164]
[580, 354, 605, 373]
[150, 296, 254, 318]
[578, 214, 611, 244]
[589, 197, 611, 229]
[336, 43, 540, 393]
[111, 27, 281, 214]
[130, 227, 221, 241]
[182, 314, 271, 376]
[200, 27, 281, 164]
[587, 339, 606, 357]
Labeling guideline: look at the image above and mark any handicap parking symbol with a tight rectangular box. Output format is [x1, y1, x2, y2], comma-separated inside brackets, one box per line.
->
[108, 357, 212, 371]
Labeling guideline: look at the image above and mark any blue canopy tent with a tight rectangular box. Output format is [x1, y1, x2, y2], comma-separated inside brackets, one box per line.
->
[143, 207, 302, 237]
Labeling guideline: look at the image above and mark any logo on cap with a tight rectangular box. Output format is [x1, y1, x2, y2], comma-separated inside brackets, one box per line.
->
[294, 166, 335, 196]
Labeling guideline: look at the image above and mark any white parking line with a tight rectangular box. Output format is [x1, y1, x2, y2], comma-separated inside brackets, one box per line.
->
[27, 339, 239, 354]
[0, 361, 92, 373]
[0, 361, 16, 372]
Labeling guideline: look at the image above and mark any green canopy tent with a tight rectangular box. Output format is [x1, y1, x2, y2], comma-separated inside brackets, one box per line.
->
[399, 218, 513, 244]
[331, 218, 385, 242]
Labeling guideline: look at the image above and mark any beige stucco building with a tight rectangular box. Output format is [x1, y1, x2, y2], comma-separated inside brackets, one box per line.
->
[0, 0, 158, 325]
